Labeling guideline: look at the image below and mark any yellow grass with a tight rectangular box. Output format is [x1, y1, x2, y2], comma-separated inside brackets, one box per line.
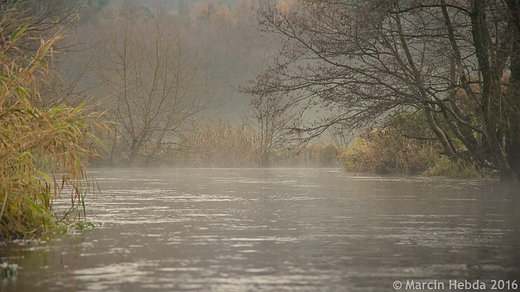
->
[0, 5, 104, 239]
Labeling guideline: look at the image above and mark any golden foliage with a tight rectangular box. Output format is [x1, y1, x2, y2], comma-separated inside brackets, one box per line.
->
[338, 111, 488, 178]
[339, 128, 440, 174]
[276, 0, 300, 12]
[0, 6, 104, 239]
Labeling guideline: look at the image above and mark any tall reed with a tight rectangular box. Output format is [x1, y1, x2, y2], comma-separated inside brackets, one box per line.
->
[176, 118, 260, 167]
[172, 117, 342, 167]
[0, 5, 104, 239]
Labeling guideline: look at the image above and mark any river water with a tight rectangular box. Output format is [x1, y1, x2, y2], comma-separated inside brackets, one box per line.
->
[1, 168, 520, 291]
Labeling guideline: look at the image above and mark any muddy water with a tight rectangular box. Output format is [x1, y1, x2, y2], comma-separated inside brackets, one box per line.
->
[1, 168, 520, 291]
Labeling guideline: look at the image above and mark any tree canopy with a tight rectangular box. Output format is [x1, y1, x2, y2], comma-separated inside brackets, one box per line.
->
[244, 0, 520, 181]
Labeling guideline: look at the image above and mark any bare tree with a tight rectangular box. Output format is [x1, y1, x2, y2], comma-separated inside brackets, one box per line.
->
[245, 0, 520, 181]
[250, 90, 300, 166]
[96, 1, 211, 165]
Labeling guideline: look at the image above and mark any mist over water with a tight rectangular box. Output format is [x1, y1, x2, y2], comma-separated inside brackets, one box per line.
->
[1, 168, 520, 291]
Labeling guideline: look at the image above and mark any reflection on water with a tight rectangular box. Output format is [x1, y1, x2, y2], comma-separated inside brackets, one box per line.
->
[1, 168, 519, 291]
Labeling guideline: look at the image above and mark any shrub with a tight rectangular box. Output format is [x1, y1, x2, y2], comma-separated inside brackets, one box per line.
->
[339, 110, 486, 178]
[339, 127, 440, 174]
[423, 156, 487, 178]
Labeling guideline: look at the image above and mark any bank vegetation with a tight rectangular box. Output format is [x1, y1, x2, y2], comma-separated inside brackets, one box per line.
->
[339, 111, 490, 178]
[0, 2, 105, 239]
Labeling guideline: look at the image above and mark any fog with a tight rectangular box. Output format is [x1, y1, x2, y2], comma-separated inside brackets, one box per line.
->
[73, 0, 275, 122]
[49, 0, 298, 167]
[2, 2, 520, 290]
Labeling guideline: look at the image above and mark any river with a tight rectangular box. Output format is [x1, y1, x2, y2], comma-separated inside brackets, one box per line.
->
[1, 168, 519, 291]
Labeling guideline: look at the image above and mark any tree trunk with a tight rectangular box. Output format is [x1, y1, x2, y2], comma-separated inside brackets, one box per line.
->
[471, 0, 518, 182]
[505, 0, 520, 181]
[424, 105, 456, 156]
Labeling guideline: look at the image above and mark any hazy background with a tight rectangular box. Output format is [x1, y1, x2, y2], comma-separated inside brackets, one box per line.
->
[71, 0, 277, 123]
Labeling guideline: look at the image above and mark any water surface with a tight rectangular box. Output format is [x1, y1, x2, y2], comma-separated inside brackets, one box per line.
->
[1, 168, 519, 291]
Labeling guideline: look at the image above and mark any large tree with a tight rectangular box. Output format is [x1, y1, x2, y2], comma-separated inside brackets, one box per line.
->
[96, 1, 211, 165]
[245, 0, 520, 181]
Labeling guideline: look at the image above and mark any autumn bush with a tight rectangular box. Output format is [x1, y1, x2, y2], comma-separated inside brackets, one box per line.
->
[339, 110, 487, 178]
[339, 127, 440, 174]
[138, 117, 341, 168]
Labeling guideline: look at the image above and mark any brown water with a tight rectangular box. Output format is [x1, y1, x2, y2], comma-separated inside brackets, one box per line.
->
[1, 168, 520, 291]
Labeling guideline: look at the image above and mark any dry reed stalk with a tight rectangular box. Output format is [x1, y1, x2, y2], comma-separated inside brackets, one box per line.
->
[0, 4, 105, 239]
